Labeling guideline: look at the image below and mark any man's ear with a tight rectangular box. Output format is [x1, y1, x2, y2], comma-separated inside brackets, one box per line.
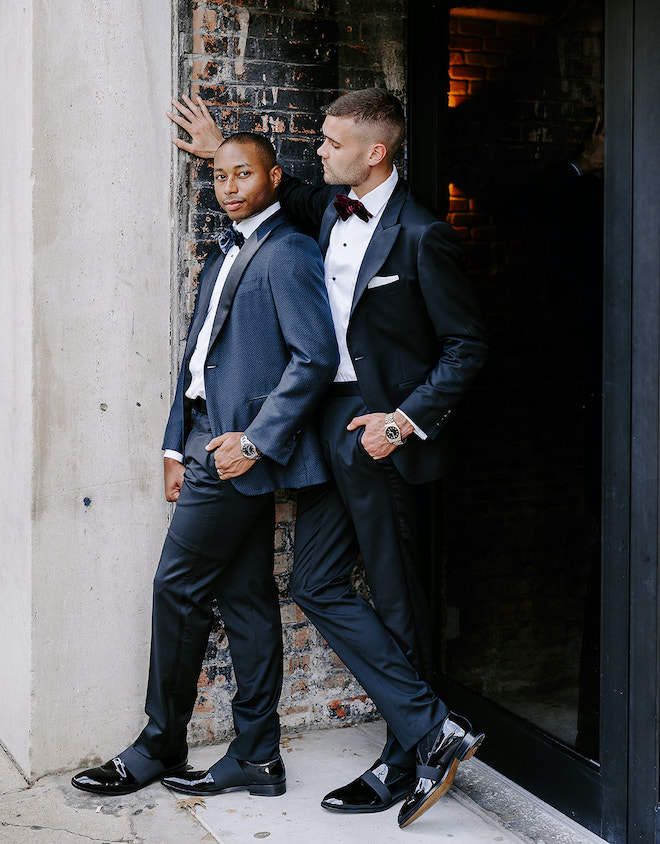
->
[271, 164, 283, 189]
[368, 143, 388, 166]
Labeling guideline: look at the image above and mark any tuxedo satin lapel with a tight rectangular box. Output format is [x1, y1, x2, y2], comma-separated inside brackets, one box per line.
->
[186, 248, 225, 352]
[207, 214, 286, 351]
[350, 223, 401, 316]
[319, 186, 348, 255]
[349, 180, 407, 316]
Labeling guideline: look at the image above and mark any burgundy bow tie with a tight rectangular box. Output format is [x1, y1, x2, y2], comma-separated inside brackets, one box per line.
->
[333, 193, 373, 223]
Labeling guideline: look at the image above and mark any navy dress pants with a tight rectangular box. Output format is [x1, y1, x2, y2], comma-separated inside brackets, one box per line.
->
[291, 391, 448, 773]
[121, 408, 281, 784]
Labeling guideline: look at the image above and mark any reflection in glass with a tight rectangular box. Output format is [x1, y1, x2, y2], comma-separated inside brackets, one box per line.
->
[439, 1, 603, 761]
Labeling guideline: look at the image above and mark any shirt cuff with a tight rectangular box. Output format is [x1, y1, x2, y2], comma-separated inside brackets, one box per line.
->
[164, 449, 184, 464]
[396, 408, 428, 441]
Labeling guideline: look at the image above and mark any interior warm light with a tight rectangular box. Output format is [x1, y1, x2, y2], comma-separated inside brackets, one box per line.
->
[450, 8, 550, 25]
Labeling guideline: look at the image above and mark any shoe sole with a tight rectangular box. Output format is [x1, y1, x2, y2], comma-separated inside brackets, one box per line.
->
[163, 781, 286, 797]
[399, 732, 485, 828]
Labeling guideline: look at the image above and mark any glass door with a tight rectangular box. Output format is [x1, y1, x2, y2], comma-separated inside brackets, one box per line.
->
[441, 0, 604, 763]
[408, 1, 616, 836]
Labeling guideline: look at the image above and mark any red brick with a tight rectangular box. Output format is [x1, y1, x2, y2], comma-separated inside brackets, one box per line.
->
[486, 67, 509, 82]
[451, 35, 483, 51]
[192, 5, 205, 31]
[456, 17, 496, 38]
[463, 51, 489, 67]
[193, 694, 213, 713]
[482, 38, 517, 53]
[282, 704, 308, 715]
[275, 499, 295, 522]
[192, 32, 205, 54]
[273, 552, 290, 574]
[295, 629, 311, 649]
[468, 81, 487, 96]
[449, 213, 489, 228]
[449, 65, 486, 81]
[449, 80, 468, 95]
[449, 198, 468, 212]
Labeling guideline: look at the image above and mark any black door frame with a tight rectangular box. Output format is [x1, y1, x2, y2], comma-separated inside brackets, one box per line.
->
[408, 2, 660, 840]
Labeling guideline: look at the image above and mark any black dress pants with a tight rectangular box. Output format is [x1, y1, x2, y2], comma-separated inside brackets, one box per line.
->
[291, 392, 448, 772]
[121, 408, 281, 783]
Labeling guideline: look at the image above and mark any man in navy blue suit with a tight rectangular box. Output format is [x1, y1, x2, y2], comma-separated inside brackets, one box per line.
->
[71, 133, 338, 799]
[167, 89, 488, 828]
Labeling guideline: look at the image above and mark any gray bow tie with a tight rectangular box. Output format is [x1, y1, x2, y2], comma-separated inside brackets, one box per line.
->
[218, 224, 245, 254]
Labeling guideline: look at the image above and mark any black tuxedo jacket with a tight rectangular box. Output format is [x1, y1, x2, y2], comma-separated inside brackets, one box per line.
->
[278, 174, 488, 484]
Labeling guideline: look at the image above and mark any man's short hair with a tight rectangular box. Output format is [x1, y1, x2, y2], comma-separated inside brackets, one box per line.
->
[218, 133, 277, 169]
[326, 88, 405, 154]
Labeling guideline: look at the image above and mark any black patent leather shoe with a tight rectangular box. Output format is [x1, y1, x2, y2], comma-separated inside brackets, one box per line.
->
[71, 755, 188, 795]
[162, 754, 286, 797]
[398, 713, 485, 828]
[321, 759, 415, 813]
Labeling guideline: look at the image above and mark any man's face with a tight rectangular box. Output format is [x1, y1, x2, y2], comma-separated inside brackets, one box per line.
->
[213, 142, 281, 221]
[317, 115, 374, 188]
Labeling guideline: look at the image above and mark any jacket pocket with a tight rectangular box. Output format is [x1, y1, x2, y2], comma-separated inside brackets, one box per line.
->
[367, 274, 399, 289]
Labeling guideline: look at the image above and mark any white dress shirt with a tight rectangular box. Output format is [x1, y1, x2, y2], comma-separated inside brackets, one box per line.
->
[325, 168, 426, 439]
[325, 166, 398, 382]
[164, 201, 281, 463]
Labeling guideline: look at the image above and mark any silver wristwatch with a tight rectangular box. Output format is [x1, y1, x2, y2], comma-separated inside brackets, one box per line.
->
[240, 434, 261, 460]
[384, 413, 405, 446]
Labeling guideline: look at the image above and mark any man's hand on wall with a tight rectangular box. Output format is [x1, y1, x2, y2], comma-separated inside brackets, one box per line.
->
[206, 432, 256, 479]
[164, 457, 185, 502]
[167, 94, 225, 158]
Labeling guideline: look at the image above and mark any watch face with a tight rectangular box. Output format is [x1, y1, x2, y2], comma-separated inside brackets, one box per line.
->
[385, 425, 400, 442]
[240, 437, 259, 460]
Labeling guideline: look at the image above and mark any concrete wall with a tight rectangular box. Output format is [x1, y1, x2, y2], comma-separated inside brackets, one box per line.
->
[0, 0, 173, 778]
[0, 0, 35, 777]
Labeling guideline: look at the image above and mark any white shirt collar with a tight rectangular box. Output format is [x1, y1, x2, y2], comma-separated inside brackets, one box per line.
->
[234, 201, 281, 240]
[348, 167, 398, 217]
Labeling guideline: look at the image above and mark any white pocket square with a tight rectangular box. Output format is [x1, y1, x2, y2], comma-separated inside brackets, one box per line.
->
[367, 274, 399, 289]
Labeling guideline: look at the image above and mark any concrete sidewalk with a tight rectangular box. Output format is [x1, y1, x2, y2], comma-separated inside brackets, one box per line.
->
[0, 721, 606, 844]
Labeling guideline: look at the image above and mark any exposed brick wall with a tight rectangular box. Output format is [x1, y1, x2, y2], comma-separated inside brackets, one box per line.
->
[175, 0, 406, 748]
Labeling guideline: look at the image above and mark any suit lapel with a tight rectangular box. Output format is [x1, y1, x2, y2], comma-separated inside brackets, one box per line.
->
[350, 178, 408, 317]
[186, 248, 225, 354]
[318, 186, 347, 255]
[207, 211, 287, 351]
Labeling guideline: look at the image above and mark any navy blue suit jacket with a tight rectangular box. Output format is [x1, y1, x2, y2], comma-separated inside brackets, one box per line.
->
[278, 175, 488, 484]
[163, 210, 339, 496]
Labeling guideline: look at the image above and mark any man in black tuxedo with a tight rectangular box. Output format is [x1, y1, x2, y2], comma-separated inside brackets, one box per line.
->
[168, 89, 488, 828]
[71, 134, 338, 800]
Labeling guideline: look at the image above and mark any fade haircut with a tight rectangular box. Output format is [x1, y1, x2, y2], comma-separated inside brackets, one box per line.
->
[326, 88, 405, 155]
[217, 132, 277, 170]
